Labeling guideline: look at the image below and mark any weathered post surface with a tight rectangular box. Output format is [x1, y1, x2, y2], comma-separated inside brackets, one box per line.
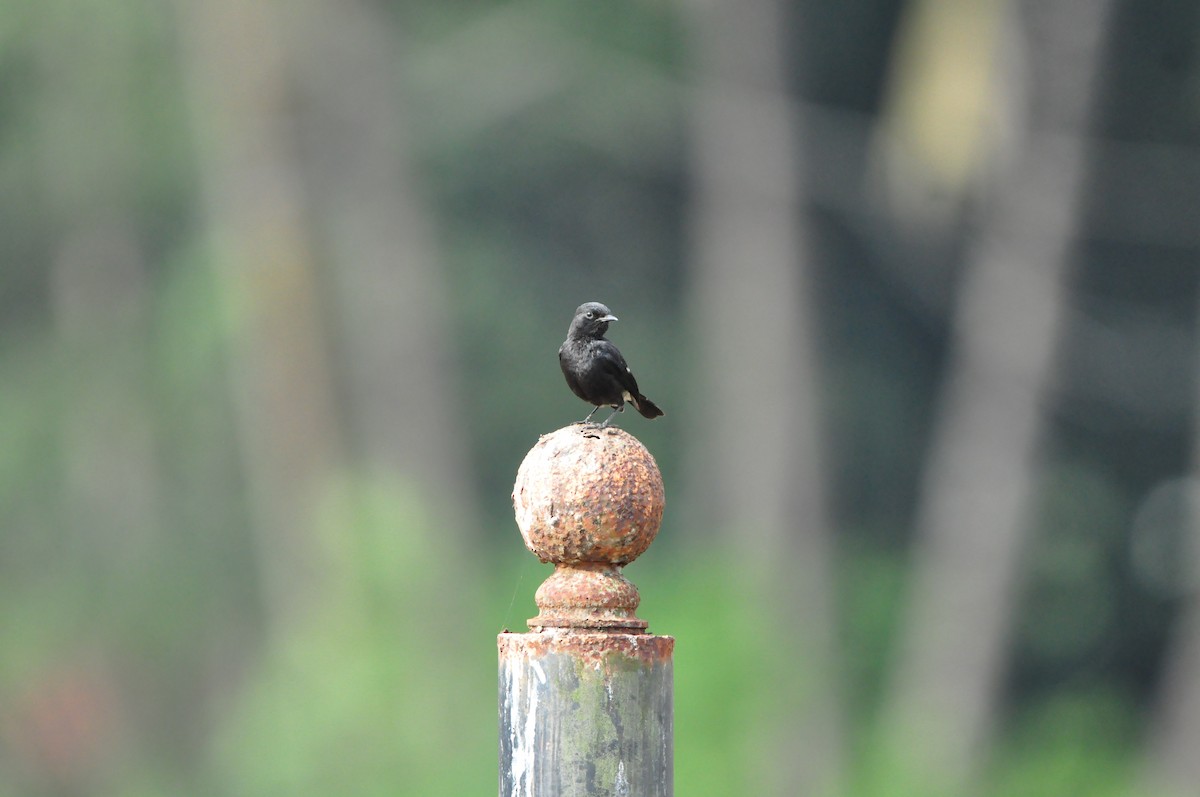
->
[500, 425, 673, 797]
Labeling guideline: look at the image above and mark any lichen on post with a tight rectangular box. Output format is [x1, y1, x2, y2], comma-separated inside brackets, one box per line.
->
[500, 424, 674, 797]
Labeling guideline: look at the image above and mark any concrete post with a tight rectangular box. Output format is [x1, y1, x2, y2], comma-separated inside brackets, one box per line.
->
[500, 425, 674, 797]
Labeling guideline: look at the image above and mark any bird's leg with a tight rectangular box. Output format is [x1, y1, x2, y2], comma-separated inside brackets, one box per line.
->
[599, 405, 624, 427]
[581, 405, 601, 424]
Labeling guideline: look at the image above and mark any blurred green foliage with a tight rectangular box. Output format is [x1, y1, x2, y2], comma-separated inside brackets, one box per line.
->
[3, 0, 1198, 795]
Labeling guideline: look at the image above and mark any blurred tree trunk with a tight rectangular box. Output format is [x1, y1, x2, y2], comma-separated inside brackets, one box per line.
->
[682, 1, 843, 794]
[875, 0, 1114, 791]
[36, 15, 166, 789]
[177, 0, 342, 630]
[39, 8, 160, 574]
[1127, 0, 1200, 788]
[286, 0, 479, 544]
[1141, 300, 1200, 797]
[51, 224, 158, 562]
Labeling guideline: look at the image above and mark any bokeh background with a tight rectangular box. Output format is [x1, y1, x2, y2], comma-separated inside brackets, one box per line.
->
[3, 0, 1200, 795]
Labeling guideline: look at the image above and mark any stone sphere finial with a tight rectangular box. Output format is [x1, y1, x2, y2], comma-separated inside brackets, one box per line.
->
[512, 425, 665, 631]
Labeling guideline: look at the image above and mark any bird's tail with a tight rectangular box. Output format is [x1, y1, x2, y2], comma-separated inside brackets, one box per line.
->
[633, 394, 664, 419]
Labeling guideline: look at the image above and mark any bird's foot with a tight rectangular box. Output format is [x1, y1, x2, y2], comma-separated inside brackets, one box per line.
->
[599, 406, 624, 428]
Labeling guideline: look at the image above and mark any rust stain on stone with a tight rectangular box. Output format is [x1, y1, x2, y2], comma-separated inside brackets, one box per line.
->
[513, 425, 665, 567]
[512, 425, 666, 632]
[498, 628, 675, 670]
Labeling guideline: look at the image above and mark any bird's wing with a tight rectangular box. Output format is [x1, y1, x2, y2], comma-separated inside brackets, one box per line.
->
[595, 340, 641, 394]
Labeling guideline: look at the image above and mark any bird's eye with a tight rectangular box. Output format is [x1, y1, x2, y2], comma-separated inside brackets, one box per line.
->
[585, 311, 595, 319]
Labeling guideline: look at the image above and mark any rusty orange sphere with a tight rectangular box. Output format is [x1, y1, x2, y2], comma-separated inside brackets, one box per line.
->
[513, 425, 665, 566]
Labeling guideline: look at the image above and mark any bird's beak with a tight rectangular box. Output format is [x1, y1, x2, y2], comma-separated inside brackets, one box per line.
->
[600, 314, 618, 323]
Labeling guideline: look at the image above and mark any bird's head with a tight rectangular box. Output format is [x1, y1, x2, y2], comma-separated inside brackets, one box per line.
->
[569, 302, 618, 338]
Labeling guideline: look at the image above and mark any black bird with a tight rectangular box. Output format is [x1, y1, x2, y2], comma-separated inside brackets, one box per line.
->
[559, 301, 664, 426]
